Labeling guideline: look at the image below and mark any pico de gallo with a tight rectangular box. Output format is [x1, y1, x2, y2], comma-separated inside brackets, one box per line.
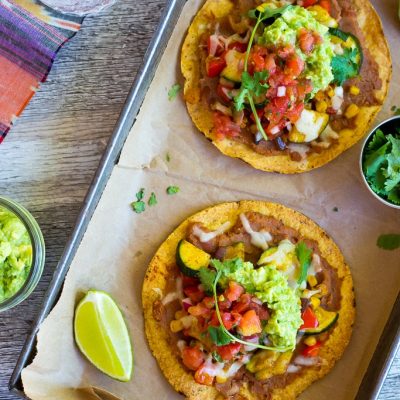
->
[198, 0, 381, 161]
[154, 211, 343, 397]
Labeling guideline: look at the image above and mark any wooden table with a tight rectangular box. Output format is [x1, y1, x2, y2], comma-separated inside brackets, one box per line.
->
[0, 1, 398, 399]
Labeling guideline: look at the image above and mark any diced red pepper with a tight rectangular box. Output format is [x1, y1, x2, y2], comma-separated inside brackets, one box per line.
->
[302, 341, 322, 357]
[318, 0, 331, 13]
[216, 342, 242, 361]
[238, 309, 262, 336]
[206, 57, 226, 78]
[183, 285, 205, 303]
[300, 306, 319, 330]
[225, 281, 245, 302]
[298, 28, 315, 54]
[182, 347, 205, 370]
[232, 293, 251, 314]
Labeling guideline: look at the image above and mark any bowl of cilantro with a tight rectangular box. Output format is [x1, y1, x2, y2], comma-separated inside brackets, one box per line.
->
[360, 115, 400, 209]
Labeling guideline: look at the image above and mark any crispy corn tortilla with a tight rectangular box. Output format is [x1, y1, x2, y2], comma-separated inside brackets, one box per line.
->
[181, 0, 391, 174]
[142, 201, 355, 399]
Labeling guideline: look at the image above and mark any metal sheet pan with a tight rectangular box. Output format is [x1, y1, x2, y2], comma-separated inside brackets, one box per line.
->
[9, 0, 400, 398]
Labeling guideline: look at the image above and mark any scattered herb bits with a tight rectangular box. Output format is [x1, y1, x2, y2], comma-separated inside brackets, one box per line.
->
[148, 192, 157, 207]
[377, 234, 400, 250]
[168, 84, 181, 101]
[167, 186, 180, 195]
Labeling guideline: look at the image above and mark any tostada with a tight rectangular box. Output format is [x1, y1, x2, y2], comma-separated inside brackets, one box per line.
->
[181, 0, 391, 173]
[143, 201, 355, 399]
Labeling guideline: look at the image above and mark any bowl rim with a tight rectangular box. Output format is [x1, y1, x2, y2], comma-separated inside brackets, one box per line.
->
[359, 115, 400, 210]
[0, 196, 45, 311]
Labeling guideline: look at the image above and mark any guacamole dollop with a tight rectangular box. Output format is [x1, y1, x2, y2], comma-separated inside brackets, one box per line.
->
[260, 5, 334, 95]
[0, 206, 33, 303]
[223, 260, 302, 349]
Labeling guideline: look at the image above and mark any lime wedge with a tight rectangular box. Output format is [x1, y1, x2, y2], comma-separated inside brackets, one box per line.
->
[74, 290, 133, 381]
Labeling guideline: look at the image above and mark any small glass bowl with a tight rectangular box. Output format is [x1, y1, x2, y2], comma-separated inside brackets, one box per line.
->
[359, 115, 400, 210]
[0, 196, 45, 312]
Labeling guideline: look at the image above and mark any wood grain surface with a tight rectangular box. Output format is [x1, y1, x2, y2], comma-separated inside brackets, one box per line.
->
[0, 0, 398, 399]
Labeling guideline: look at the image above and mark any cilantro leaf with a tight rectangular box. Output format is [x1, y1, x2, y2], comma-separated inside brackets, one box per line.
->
[248, 4, 292, 20]
[131, 201, 145, 214]
[166, 186, 180, 195]
[367, 129, 387, 154]
[168, 83, 181, 101]
[377, 234, 400, 250]
[198, 267, 216, 294]
[388, 187, 400, 205]
[331, 48, 359, 85]
[234, 71, 269, 111]
[211, 258, 243, 276]
[296, 242, 312, 285]
[136, 188, 145, 201]
[208, 326, 232, 346]
[148, 192, 157, 206]
[363, 142, 389, 177]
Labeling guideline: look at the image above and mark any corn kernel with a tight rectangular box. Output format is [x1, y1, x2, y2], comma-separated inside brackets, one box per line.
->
[344, 37, 353, 48]
[345, 104, 360, 119]
[316, 100, 328, 113]
[170, 320, 183, 333]
[304, 336, 317, 347]
[327, 87, 335, 98]
[216, 376, 228, 384]
[307, 275, 318, 288]
[310, 296, 321, 309]
[175, 310, 186, 320]
[219, 295, 225, 301]
[349, 85, 360, 95]
[315, 91, 325, 101]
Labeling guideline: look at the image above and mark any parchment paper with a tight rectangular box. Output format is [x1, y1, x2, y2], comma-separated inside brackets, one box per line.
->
[22, 1, 400, 399]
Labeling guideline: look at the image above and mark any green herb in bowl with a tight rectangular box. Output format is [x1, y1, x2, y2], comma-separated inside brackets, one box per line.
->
[361, 120, 400, 207]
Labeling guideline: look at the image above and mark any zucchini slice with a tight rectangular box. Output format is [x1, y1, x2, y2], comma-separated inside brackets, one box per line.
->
[221, 50, 246, 83]
[288, 109, 329, 143]
[176, 240, 211, 277]
[223, 242, 245, 261]
[300, 307, 339, 335]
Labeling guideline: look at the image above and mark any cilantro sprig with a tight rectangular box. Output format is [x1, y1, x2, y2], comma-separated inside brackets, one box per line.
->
[233, 5, 291, 142]
[331, 47, 359, 85]
[363, 129, 400, 205]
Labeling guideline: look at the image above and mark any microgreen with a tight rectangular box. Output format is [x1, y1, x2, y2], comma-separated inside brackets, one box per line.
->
[166, 186, 180, 195]
[148, 192, 157, 206]
[168, 83, 181, 101]
[296, 242, 312, 285]
[377, 234, 400, 250]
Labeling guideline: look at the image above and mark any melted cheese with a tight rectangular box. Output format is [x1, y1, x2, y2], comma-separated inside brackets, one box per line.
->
[192, 221, 231, 243]
[240, 213, 272, 250]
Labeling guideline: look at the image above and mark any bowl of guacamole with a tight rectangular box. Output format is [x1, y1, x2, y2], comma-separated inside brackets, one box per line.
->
[0, 197, 45, 311]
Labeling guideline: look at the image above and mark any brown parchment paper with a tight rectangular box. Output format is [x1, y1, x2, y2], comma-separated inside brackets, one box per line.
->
[22, 1, 400, 399]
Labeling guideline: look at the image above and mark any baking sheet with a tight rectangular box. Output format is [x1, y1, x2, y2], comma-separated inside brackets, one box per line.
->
[21, 0, 400, 399]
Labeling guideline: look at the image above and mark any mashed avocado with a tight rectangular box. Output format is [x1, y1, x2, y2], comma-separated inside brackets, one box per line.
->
[260, 5, 334, 95]
[223, 260, 302, 349]
[0, 206, 32, 303]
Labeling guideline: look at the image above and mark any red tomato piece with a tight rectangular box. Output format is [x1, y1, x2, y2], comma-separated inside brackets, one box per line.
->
[194, 367, 214, 385]
[286, 102, 305, 123]
[225, 281, 245, 302]
[231, 311, 242, 326]
[209, 311, 220, 327]
[221, 312, 234, 330]
[264, 54, 277, 74]
[216, 342, 242, 361]
[302, 341, 322, 357]
[285, 55, 305, 78]
[249, 302, 270, 321]
[300, 306, 319, 330]
[206, 57, 226, 78]
[213, 112, 241, 140]
[251, 53, 265, 72]
[318, 0, 331, 13]
[188, 303, 210, 317]
[232, 293, 252, 314]
[277, 44, 295, 59]
[298, 28, 315, 54]
[183, 285, 205, 303]
[302, 0, 318, 7]
[182, 347, 205, 370]
[238, 310, 262, 336]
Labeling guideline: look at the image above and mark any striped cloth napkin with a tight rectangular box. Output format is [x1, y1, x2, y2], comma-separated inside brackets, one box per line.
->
[0, 0, 83, 143]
